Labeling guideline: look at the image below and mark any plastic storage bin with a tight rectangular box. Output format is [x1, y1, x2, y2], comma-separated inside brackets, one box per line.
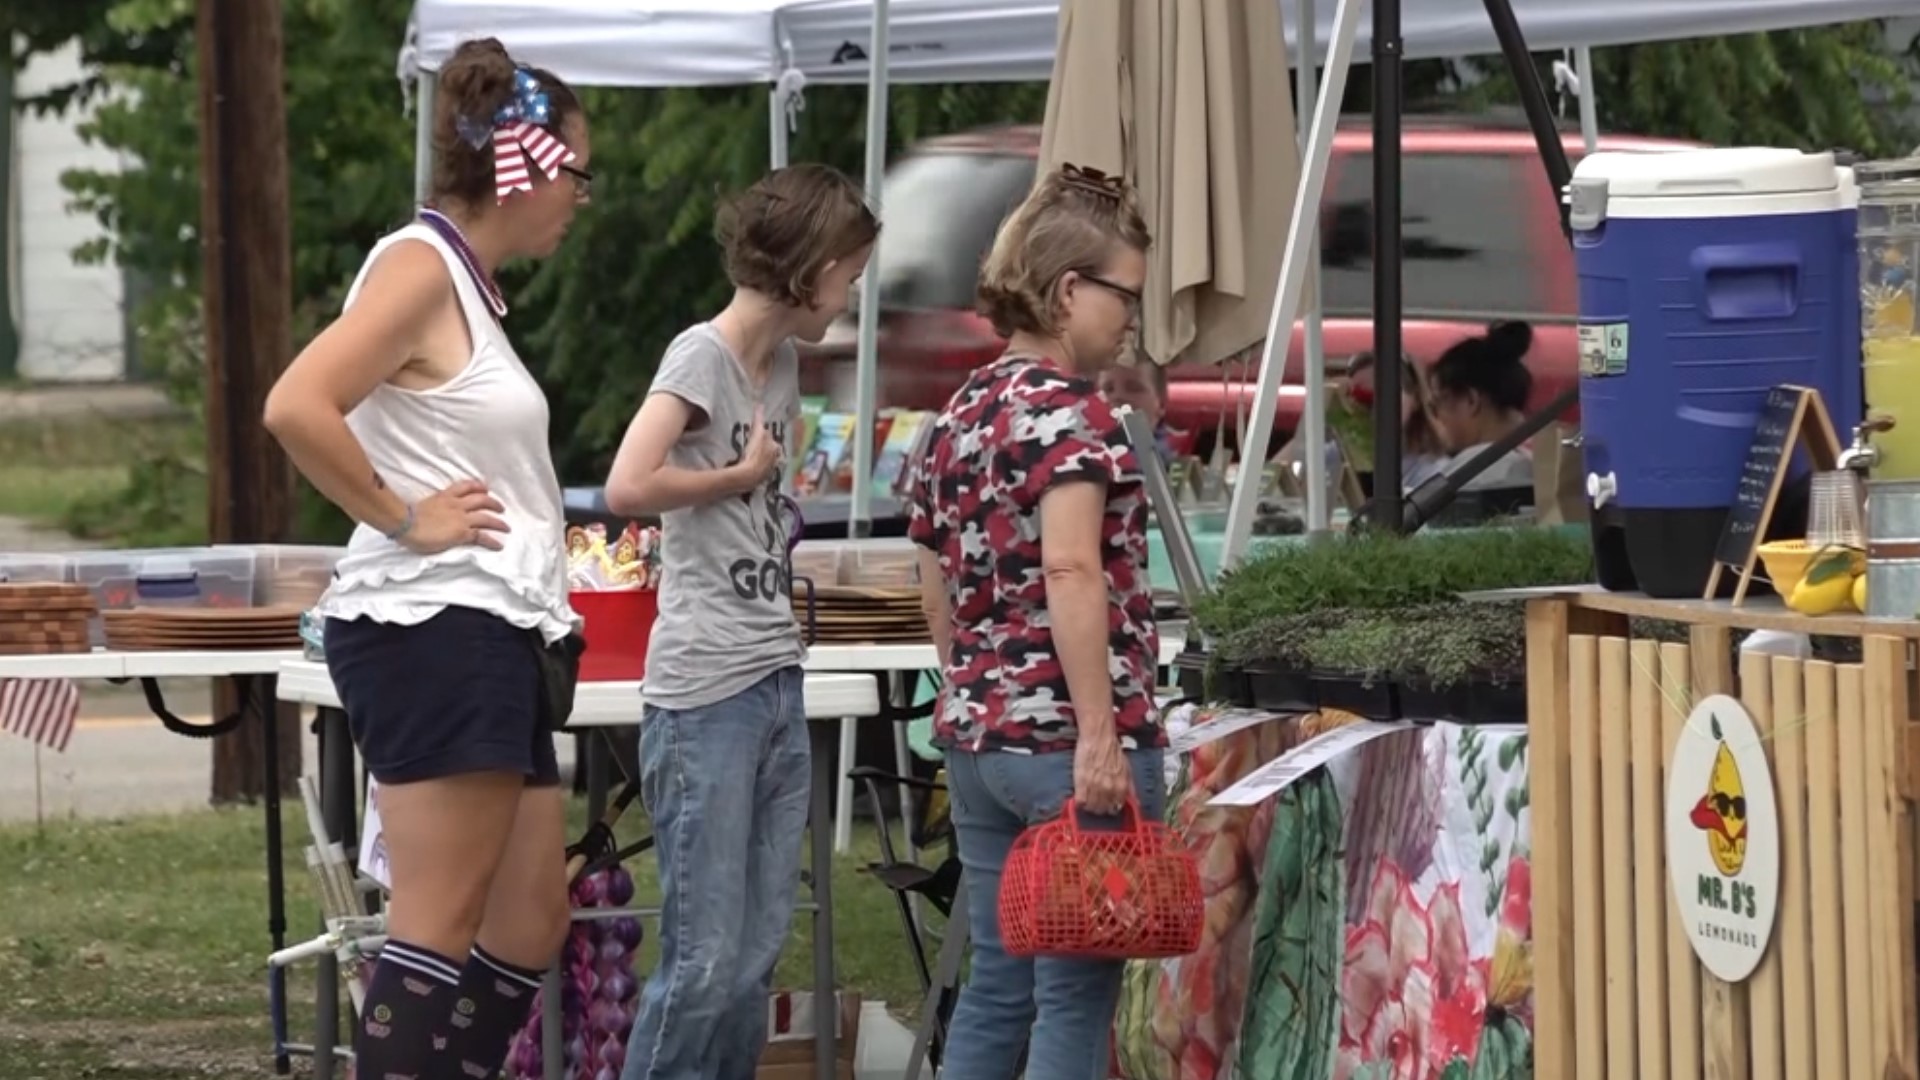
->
[0, 553, 69, 584]
[1570, 147, 1864, 597]
[246, 544, 346, 607]
[70, 547, 258, 644]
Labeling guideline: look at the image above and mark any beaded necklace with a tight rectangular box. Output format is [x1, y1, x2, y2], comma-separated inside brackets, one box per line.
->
[418, 206, 507, 320]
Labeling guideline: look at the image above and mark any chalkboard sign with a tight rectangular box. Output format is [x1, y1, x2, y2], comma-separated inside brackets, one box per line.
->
[1704, 385, 1843, 605]
[1714, 387, 1807, 567]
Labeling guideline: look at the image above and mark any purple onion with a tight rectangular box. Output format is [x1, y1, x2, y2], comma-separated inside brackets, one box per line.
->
[599, 1033, 627, 1069]
[574, 874, 605, 906]
[602, 970, 636, 1004]
[598, 938, 628, 967]
[510, 1035, 540, 1076]
[611, 918, 643, 951]
[606, 868, 636, 906]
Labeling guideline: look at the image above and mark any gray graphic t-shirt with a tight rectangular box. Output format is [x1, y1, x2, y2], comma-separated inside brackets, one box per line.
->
[641, 323, 806, 710]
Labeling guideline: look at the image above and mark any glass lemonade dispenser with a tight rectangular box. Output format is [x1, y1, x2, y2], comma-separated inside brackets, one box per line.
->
[1856, 157, 1920, 617]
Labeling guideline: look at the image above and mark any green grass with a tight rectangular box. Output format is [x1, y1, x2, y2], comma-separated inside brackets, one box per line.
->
[0, 413, 203, 543]
[0, 799, 936, 1077]
[0, 463, 134, 527]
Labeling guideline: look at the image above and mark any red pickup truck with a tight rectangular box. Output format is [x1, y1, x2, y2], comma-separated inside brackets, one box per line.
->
[798, 115, 1698, 457]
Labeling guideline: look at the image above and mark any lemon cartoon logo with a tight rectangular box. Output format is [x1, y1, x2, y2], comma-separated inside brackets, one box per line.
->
[1688, 714, 1748, 876]
[1666, 694, 1778, 983]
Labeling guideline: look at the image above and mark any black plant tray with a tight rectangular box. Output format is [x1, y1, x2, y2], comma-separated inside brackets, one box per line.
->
[1174, 650, 1254, 706]
[1246, 661, 1319, 713]
[1398, 679, 1471, 722]
[1397, 676, 1526, 724]
[1312, 672, 1400, 721]
[1468, 679, 1527, 724]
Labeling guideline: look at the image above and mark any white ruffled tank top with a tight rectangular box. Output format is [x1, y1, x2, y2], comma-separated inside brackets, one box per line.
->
[313, 222, 578, 644]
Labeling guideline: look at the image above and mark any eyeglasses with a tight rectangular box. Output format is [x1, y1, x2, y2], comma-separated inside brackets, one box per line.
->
[1077, 271, 1142, 318]
[559, 164, 593, 197]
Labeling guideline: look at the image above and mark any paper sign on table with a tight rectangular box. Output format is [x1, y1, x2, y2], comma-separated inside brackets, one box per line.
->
[358, 780, 392, 890]
[1170, 708, 1290, 755]
[1208, 721, 1415, 807]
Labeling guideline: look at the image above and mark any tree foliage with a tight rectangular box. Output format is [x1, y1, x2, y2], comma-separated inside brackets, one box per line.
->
[12, 1, 1915, 544]
[1448, 23, 1919, 157]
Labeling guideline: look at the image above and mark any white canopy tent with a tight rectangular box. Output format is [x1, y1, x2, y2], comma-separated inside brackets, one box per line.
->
[400, 0, 1917, 543]
[406, 0, 1918, 83]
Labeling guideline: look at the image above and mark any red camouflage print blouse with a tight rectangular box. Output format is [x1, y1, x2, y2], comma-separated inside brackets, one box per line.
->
[907, 352, 1164, 754]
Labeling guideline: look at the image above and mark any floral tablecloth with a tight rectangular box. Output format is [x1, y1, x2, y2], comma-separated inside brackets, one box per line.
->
[1112, 709, 1534, 1080]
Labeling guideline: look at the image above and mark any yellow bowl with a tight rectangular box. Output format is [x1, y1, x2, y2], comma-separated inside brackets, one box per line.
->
[1755, 540, 1865, 597]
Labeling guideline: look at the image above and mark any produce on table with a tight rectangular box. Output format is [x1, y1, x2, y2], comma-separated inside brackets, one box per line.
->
[1783, 546, 1863, 616]
[505, 866, 644, 1080]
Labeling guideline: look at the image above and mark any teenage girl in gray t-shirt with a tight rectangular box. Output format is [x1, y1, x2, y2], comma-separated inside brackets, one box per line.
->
[603, 164, 877, 1080]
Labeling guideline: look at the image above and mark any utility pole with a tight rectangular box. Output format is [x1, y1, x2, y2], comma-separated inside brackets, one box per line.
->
[197, 0, 299, 805]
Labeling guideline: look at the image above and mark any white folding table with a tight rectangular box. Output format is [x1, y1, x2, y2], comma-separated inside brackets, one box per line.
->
[275, 658, 883, 1080]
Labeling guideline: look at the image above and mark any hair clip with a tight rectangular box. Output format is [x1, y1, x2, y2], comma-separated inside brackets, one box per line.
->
[454, 64, 578, 204]
[1059, 163, 1126, 201]
[454, 113, 494, 151]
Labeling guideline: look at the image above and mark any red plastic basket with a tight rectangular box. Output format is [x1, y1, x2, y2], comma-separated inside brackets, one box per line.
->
[570, 589, 658, 682]
[998, 796, 1203, 960]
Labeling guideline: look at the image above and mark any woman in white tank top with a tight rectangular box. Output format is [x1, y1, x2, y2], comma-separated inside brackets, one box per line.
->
[262, 38, 590, 1080]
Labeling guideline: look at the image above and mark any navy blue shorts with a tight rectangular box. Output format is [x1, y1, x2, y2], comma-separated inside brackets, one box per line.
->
[323, 606, 560, 786]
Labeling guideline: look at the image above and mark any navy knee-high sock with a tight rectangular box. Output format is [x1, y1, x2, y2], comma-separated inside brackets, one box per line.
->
[356, 939, 462, 1080]
[441, 944, 546, 1079]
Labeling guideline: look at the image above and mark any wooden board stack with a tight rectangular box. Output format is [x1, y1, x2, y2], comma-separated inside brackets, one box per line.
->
[103, 606, 305, 651]
[0, 582, 96, 655]
[794, 585, 929, 645]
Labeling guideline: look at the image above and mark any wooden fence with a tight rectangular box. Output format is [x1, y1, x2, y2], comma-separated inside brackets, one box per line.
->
[1524, 594, 1918, 1080]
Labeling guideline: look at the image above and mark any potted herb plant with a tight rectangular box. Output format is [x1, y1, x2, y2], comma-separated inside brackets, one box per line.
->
[1190, 527, 1590, 720]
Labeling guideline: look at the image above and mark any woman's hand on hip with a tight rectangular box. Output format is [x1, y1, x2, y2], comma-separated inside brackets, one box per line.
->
[399, 479, 510, 554]
[1072, 734, 1132, 816]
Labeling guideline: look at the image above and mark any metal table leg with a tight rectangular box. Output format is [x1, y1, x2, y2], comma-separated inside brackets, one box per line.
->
[542, 964, 564, 1080]
[312, 705, 355, 1080]
[584, 729, 609, 823]
[255, 674, 292, 1075]
[808, 718, 838, 1080]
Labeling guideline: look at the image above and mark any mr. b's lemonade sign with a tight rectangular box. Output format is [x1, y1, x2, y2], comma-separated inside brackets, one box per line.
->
[1664, 694, 1779, 982]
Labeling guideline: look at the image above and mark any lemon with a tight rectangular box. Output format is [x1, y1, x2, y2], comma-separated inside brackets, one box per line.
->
[1853, 573, 1868, 614]
[1787, 571, 1853, 616]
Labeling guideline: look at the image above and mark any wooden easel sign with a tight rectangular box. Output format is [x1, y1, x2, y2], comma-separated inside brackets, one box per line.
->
[1704, 384, 1844, 606]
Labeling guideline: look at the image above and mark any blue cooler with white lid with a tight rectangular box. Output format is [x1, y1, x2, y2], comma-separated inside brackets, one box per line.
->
[1569, 147, 1863, 597]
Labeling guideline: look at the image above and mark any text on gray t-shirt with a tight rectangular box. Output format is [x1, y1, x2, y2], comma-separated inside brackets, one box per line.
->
[641, 323, 807, 710]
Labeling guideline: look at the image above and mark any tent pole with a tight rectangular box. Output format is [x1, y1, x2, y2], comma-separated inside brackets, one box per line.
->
[847, 0, 890, 539]
[1575, 46, 1599, 154]
[1219, 0, 1364, 569]
[1298, 0, 1331, 536]
[1483, 0, 1574, 240]
[768, 86, 789, 169]
[413, 72, 435, 205]
[1370, 0, 1405, 532]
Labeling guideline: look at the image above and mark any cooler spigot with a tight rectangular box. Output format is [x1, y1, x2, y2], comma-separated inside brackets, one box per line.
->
[1838, 415, 1895, 472]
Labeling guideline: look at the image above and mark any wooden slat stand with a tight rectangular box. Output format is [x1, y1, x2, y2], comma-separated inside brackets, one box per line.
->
[1523, 590, 1920, 1080]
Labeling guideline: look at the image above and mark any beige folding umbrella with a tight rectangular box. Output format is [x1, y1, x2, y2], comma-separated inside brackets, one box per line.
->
[1038, 0, 1301, 369]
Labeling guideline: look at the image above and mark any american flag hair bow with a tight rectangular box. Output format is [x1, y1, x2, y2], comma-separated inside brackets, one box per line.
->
[457, 68, 577, 204]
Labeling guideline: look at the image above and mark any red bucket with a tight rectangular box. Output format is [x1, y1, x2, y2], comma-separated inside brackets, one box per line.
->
[570, 589, 658, 682]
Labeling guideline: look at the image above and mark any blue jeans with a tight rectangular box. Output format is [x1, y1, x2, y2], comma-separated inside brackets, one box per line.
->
[941, 746, 1167, 1080]
[621, 666, 810, 1080]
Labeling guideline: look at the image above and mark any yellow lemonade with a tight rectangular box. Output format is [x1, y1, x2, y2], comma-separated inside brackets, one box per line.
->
[1865, 334, 1920, 479]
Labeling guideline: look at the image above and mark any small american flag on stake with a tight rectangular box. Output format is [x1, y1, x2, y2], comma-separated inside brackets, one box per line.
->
[1, 678, 80, 753]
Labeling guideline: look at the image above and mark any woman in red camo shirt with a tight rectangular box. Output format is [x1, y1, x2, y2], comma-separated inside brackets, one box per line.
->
[907, 164, 1165, 1080]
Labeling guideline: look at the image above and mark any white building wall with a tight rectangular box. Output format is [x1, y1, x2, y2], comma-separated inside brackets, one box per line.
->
[10, 42, 126, 382]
